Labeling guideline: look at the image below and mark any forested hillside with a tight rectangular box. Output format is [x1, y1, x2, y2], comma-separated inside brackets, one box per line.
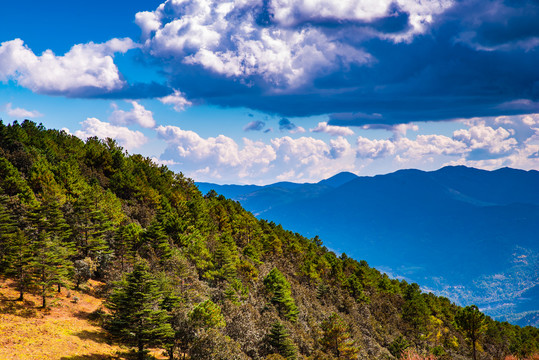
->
[0, 120, 538, 360]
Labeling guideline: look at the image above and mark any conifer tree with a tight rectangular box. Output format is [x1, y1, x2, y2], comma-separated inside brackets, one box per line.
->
[188, 299, 226, 330]
[320, 313, 359, 359]
[26, 197, 75, 293]
[455, 305, 486, 360]
[5, 230, 35, 301]
[268, 321, 297, 360]
[114, 222, 142, 271]
[264, 268, 299, 322]
[71, 188, 112, 259]
[33, 231, 72, 307]
[214, 233, 239, 281]
[0, 195, 16, 273]
[107, 260, 173, 360]
[142, 220, 172, 263]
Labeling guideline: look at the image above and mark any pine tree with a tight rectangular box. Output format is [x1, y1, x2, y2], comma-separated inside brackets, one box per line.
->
[455, 305, 486, 360]
[5, 230, 35, 301]
[113, 222, 142, 271]
[320, 313, 359, 359]
[71, 189, 112, 259]
[0, 195, 16, 273]
[214, 234, 239, 281]
[107, 260, 174, 360]
[264, 268, 299, 322]
[268, 321, 297, 360]
[33, 231, 72, 308]
[188, 299, 226, 330]
[142, 220, 172, 263]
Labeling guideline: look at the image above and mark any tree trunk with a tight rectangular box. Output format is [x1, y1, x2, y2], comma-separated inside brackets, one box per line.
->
[17, 290, 24, 301]
[472, 338, 477, 360]
[138, 340, 144, 360]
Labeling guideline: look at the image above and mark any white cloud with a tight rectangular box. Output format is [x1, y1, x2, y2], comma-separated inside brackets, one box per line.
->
[136, 0, 453, 90]
[156, 125, 357, 183]
[154, 113, 539, 184]
[4, 103, 42, 118]
[356, 137, 396, 158]
[311, 122, 354, 136]
[109, 101, 156, 128]
[0, 38, 137, 96]
[158, 89, 192, 112]
[74, 118, 148, 151]
[137, 0, 372, 88]
[270, 0, 453, 40]
[453, 123, 517, 156]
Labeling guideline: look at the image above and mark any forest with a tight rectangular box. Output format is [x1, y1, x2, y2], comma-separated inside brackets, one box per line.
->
[0, 120, 538, 360]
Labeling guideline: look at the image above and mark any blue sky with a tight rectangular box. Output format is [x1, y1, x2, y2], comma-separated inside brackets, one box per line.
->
[1, 0, 539, 184]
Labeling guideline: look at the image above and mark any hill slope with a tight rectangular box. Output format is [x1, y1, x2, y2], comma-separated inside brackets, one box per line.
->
[1, 120, 538, 360]
[198, 167, 539, 326]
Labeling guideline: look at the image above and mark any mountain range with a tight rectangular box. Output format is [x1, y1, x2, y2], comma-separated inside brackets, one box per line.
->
[197, 166, 539, 326]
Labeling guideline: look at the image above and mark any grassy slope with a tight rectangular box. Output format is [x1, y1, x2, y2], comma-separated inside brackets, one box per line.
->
[0, 278, 164, 360]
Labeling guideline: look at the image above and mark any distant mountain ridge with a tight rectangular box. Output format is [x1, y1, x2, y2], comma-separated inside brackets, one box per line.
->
[197, 166, 539, 326]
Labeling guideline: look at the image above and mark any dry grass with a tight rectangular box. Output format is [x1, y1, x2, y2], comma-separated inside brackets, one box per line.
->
[0, 277, 166, 360]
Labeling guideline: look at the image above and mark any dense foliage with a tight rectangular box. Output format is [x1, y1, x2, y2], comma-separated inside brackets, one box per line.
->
[0, 120, 538, 359]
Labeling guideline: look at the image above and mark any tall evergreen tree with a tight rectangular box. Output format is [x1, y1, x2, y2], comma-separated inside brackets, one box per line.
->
[319, 313, 359, 359]
[107, 260, 173, 360]
[71, 188, 112, 259]
[32, 231, 72, 307]
[268, 321, 297, 360]
[456, 305, 486, 360]
[142, 220, 172, 263]
[264, 268, 299, 322]
[0, 195, 16, 273]
[5, 230, 35, 301]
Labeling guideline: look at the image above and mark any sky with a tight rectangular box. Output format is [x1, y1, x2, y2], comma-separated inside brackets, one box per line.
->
[1, 0, 539, 184]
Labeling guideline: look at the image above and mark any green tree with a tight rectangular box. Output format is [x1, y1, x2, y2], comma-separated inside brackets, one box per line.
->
[114, 222, 142, 271]
[455, 305, 486, 360]
[106, 260, 174, 360]
[188, 299, 226, 330]
[388, 335, 410, 359]
[0, 195, 16, 273]
[142, 219, 172, 263]
[402, 283, 431, 339]
[71, 188, 112, 259]
[33, 231, 73, 307]
[4, 230, 35, 301]
[268, 321, 297, 360]
[264, 268, 299, 322]
[319, 313, 359, 359]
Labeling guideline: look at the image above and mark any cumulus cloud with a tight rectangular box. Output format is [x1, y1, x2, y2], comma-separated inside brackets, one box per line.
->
[279, 118, 305, 133]
[109, 101, 156, 128]
[354, 114, 539, 170]
[156, 125, 357, 183]
[154, 113, 539, 183]
[0, 38, 137, 96]
[311, 122, 354, 136]
[269, 0, 453, 40]
[137, 0, 373, 88]
[4, 103, 42, 119]
[158, 89, 191, 111]
[453, 124, 517, 157]
[128, 0, 539, 123]
[74, 118, 148, 151]
[244, 120, 266, 131]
